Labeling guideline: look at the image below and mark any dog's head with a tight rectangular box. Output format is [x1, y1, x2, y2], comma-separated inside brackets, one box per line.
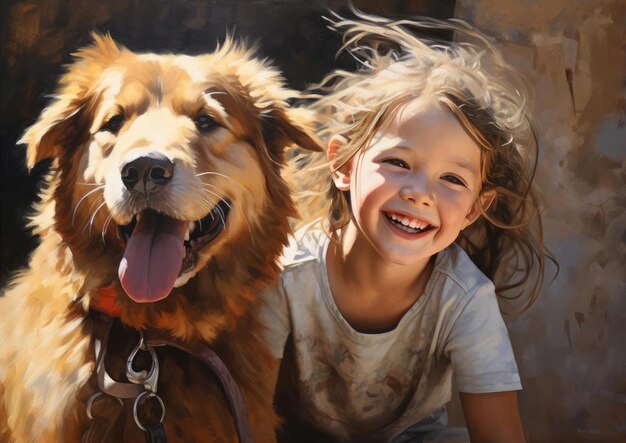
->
[20, 34, 320, 330]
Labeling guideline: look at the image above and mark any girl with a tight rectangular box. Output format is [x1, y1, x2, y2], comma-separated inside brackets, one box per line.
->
[261, 12, 551, 443]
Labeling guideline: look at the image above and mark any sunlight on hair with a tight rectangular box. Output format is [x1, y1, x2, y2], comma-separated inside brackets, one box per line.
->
[290, 10, 557, 314]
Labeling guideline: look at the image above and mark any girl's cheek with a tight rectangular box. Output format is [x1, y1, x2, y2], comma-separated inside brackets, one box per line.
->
[435, 190, 460, 210]
[359, 170, 387, 192]
[438, 183, 470, 200]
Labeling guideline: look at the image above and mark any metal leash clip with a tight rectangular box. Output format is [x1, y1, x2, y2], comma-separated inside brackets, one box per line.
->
[126, 330, 166, 434]
[86, 391, 124, 419]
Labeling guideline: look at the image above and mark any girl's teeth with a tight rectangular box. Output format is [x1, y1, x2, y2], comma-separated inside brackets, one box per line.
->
[391, 213, 424, 228]
[388, 212, 430, 232]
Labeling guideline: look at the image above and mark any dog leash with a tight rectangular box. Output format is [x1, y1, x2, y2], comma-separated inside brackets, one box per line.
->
[85, 308, 254, 443]
[85, 313, 166, 443]
[143, 330, 255, 443]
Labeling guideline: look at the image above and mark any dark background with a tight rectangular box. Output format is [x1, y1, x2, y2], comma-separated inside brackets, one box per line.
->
[0, 0, 455, 285]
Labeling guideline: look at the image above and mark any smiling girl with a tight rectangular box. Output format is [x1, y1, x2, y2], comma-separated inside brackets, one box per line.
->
[261, 13, 551, 443]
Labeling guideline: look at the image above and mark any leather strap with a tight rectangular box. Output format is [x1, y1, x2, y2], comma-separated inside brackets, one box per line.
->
[91, 312, 145, 399]
[82, 395, 123, 443]
[144, 330, 255, 443]
[145, 423, 168, 443]
[86, 311, 254, 443]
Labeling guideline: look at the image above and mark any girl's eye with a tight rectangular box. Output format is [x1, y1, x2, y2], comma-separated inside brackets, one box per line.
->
[383, 158, 410, 169]
[442, 175, 466, 186]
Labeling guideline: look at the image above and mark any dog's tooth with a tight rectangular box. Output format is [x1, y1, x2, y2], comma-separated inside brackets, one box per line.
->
[185, 228, 190, 241]
[136, 213, 142, 223]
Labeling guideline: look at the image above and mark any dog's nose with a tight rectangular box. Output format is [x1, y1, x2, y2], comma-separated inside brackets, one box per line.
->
[121, 154, 174, 193]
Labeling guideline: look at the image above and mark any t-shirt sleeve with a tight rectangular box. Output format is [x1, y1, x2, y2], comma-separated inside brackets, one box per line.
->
[444, 282, 522, 393]
[258, 277, 291, 359]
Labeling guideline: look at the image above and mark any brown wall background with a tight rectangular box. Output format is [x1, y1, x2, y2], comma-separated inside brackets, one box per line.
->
[1, 0, 624, 442]
[448, 1, 625, 442]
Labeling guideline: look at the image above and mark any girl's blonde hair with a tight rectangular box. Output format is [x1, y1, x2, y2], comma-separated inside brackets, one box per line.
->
[292, 12, 556, 313]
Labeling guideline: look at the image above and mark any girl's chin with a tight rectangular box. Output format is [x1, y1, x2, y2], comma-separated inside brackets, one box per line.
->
[373, 244, 435, 267]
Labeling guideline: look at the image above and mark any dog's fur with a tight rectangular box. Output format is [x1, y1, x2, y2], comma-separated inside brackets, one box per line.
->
[0, 35, 320, 442]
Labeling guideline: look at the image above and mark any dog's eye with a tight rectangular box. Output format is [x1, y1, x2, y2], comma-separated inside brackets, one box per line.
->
[195, 114, 219, 133]
[100, 115, 125, 134]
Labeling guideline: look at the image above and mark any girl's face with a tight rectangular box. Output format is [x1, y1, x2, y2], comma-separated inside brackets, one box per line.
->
[333, 99, 494, 266]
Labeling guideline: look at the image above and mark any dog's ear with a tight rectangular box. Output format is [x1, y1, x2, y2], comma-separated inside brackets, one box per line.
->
[19, 33, 122, 170]
[19, 95, 88, 170]
[261, 104, 323, 153]
[210, 41, 323, 154]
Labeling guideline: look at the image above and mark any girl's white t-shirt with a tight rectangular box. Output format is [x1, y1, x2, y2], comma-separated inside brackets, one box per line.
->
[260, 229, 521, 441]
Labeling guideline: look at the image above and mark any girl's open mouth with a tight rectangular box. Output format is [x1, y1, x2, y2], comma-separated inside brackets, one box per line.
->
[384, 211, 434, 235]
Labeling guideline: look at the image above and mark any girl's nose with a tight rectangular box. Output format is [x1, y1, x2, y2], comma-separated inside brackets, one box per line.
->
[399, 176, 435, 206]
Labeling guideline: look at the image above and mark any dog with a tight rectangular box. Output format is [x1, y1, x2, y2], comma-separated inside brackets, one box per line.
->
[0, 34, 321, 442]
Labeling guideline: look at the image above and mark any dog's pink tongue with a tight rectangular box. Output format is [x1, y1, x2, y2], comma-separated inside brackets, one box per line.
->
[119, 211, 188, 303]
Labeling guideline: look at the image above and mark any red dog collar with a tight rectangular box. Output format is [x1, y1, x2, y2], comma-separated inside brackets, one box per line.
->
[92, 285, 123, 317]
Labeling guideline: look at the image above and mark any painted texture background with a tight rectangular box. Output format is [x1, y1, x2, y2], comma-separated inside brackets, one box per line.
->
[446, 1, 625, 442]
[1, 0, 624, 442]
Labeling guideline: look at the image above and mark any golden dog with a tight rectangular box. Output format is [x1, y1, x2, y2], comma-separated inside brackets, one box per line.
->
[0, 34, 320, 442]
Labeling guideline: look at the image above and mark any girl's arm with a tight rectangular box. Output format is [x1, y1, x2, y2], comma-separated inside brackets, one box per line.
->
[460, 390, 526, 443]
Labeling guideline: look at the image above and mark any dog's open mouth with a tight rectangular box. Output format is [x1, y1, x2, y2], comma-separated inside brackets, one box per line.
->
[117, 199, 231, 303]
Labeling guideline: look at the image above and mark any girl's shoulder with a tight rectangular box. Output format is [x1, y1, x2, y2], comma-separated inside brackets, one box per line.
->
[433, 243, 494, 296]
[427, 245, 502, 337]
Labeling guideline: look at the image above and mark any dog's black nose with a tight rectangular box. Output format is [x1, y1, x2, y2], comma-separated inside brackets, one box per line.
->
[121, 154, 174, 193]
